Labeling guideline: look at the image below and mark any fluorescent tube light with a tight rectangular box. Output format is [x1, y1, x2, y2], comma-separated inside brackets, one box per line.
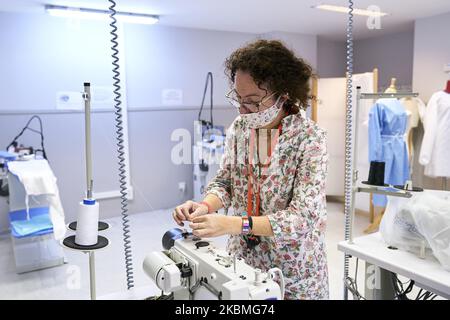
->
[45, 5, 159, 25]
[312, 4, 388, 17]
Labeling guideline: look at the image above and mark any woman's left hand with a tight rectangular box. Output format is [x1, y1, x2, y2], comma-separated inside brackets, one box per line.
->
[189, 214, 241, 238]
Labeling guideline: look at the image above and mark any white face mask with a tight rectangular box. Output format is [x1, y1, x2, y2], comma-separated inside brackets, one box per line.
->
[240, 96, 284, 129]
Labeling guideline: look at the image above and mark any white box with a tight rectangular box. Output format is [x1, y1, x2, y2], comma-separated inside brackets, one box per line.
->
[11, 232, 65, 274]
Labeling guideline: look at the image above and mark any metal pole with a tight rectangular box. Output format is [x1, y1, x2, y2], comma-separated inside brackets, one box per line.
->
[348, 87, 361, 245]
[83, 83, 93, 199]
[89, 251, 96, 300]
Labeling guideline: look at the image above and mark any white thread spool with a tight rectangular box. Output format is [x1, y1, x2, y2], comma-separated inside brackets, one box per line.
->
[75, 200, 99, 246]
[254, 268, 263, 285]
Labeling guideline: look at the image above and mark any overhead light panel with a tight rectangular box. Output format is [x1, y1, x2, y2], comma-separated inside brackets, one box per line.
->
[312, 4, 388, 17]
[45, 4, 159, 25]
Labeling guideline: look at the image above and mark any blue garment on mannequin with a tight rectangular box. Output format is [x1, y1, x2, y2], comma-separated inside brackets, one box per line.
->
[368, 99, 410, 206]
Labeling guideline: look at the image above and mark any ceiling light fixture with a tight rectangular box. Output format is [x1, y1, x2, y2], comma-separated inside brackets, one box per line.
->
[312, 4, 388, 17]
[45, 4, 159, 25]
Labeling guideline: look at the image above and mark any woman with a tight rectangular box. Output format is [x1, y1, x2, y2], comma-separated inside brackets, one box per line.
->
[173, 40, 329, 300]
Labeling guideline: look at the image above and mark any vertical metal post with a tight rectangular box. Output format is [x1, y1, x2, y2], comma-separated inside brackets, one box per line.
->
[365, 263, 395, 300]
[348, 87, 361, 245]
[83, 83, 93, 199]
[89, 251, 96, 300]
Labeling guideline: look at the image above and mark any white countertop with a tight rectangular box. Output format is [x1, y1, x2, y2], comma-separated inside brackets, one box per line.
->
[338, 232, 450, 299]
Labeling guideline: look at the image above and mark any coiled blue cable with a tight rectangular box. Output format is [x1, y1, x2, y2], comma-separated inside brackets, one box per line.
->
[343, 0, 354, 300]
[108, 0, 134, 290]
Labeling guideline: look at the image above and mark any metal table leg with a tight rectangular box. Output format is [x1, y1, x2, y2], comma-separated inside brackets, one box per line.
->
[89, 251, 96, 300]
[365, 262, 395, 300]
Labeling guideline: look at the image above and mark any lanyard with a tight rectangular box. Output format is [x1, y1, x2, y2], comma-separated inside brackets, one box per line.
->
[247, 124, 282, 217]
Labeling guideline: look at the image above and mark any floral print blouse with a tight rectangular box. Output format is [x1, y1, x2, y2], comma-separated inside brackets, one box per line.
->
[205, 110, 329, 300]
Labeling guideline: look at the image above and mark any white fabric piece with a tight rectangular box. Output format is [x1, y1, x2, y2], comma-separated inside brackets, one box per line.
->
[381, 190, 450, 271]
[7, 159, 66, 240]
[399, 97, 426, 129]
[419, 91, 450, 177]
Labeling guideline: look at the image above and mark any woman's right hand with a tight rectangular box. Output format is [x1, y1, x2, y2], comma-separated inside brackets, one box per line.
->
[172, 200, 209, 226]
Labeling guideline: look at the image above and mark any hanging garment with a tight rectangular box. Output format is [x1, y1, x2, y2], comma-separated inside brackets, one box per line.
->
[369, 99, 410, 206]
[400, 97, 426, 130]
[419, 91, 450, 178]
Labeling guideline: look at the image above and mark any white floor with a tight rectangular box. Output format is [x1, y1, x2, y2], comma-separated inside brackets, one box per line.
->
[0, 201, 398, 300]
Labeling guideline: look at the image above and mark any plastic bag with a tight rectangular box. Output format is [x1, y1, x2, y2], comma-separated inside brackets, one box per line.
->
[380, 195, 429, 254]
[380, 191, 450, 271]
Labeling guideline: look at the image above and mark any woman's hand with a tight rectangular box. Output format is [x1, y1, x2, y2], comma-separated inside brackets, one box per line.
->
[172, 200, 209, 226]
[189, 214, 241, 238]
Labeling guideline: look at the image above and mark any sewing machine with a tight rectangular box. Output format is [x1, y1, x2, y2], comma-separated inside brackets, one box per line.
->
[143, 228, 284, 300]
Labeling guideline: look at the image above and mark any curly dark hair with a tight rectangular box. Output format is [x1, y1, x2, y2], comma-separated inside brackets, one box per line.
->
[225, 39, 314, 113]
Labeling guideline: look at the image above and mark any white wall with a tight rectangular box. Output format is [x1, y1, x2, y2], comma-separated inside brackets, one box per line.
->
[317, 30, 415, 87]
[262, 31, 317, 68]
[354, 30, 415, 90]
[411, 11, 450, 190]
[317, 37, 347, 78]
[0, 11, 318, 232]
[413, 11, 450, 102]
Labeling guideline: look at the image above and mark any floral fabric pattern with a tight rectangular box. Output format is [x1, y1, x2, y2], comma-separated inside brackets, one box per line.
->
[205, 110, 329, 300]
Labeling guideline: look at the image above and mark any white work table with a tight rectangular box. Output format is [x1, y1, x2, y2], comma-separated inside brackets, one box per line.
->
[338, 232, 450, 299]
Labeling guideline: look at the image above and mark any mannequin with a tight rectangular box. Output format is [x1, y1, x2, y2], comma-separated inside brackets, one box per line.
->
[385, 78, 397, 94]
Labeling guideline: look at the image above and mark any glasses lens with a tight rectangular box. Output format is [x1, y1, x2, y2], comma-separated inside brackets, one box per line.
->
[226, 90, 263, 113]
[227, 97, 241, 109]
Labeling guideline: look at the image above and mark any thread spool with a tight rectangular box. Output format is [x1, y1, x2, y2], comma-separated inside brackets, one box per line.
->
[75, 199, 99, 246]
[254, 268, 263, 285]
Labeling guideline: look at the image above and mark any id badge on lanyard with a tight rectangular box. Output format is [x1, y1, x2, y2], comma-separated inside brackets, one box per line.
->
[244, 124, 281, 249]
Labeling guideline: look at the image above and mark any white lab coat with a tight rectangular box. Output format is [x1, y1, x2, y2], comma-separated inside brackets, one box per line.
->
[419, 91, 450, 177]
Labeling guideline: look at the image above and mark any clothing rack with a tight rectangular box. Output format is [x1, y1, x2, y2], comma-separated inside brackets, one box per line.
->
[345, 88, 419, 244]
[359, 92, 419, 99]
[343, 87, 421, 300]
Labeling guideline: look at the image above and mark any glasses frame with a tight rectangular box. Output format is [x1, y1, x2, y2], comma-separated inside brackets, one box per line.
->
[226, 89, 277, 113]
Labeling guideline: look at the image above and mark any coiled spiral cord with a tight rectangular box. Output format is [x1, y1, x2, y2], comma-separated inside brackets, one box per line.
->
[108, 0, 134, 290]
[343, 0, 354, 300]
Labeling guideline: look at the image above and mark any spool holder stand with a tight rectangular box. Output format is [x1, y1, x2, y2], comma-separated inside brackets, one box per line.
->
[61, 235, 109, 300]
[60, 83, 111, 300]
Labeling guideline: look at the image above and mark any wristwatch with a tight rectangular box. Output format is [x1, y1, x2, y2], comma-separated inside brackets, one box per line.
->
[241, 212, 250, 235]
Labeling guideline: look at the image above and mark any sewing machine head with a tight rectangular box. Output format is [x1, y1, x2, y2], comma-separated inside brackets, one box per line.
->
[143, 228, 284, 300]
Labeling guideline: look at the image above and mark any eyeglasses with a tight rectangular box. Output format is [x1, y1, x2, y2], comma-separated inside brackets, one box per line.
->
[226, 89, 277, 113]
